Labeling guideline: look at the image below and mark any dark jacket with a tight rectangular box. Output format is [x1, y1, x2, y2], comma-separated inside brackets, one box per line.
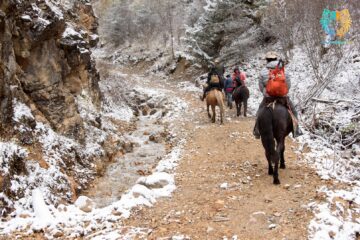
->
[224, 77, 234, 92]
[207, 69, 224, 89]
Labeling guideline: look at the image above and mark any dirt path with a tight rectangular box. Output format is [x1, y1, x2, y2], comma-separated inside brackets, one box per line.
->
[122, 84, 322, 240]
[3, 69, 323, 240]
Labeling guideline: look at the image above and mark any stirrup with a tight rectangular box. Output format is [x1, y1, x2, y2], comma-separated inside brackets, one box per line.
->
[293, 128, 303, 138]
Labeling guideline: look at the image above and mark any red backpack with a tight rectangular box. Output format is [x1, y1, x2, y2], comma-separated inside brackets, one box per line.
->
[266, 61, 288, 97]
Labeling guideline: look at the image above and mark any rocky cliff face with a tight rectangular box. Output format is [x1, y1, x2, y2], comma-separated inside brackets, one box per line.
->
[0, 0, 100, 140]
[0, 0, 111, 214]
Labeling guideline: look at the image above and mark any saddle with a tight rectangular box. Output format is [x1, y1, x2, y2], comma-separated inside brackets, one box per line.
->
[234, 85, 245, 91]
[265, 97, 298, 135]
[264, 96, 287, 107]
[206, 87, 222, 95]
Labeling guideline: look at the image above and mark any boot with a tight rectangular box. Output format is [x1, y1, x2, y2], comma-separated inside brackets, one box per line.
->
[287, 98, 303, 138]
[200, 92, 206, 101]
[253, 122, 260, 139]
[293, 126, 303, 138]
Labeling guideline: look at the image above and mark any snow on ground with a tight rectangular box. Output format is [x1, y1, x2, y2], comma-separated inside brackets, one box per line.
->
[0, 73, 189, 238]
[0, 142, 28, 175]
[195, 46, 360, 239]
[177, 81, 203, 94]
[284, 48, 360, 239]
[12, 99, 34, 122]
[0, 130, 185, 238]
[98, 73, 135, 123]
[308, 186, 360, 240]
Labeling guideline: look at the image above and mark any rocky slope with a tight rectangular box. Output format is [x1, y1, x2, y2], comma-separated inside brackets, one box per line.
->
[184, 0, 271, 66]
[1, 0, 100, 139]
[0, 0, 116, 216]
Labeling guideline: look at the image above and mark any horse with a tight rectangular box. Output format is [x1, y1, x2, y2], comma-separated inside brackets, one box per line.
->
[257, 97, 293, 184]
[206, 89, 225, 124]
[232, 86, 250, 117]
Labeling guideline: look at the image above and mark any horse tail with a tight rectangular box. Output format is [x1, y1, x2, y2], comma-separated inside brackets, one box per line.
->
[215, 90, 225, 119]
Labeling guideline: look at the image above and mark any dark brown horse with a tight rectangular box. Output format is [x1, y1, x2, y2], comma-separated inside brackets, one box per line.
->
[232, 86, 249, 117]
[257, 98, 293, 184]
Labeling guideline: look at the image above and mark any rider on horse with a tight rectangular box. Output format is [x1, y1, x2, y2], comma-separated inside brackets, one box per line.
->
[224, 74, 234, 108]
[201, 59, 224, 101]
[253, 51, 303, 139]
[232, 67, 246, 87]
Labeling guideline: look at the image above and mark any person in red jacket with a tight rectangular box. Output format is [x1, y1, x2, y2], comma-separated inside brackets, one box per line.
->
[232, 67, 246, 87]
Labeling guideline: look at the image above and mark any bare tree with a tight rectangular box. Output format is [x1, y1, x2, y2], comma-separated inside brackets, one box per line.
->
[263, 0, 303, 61]
[167, 2, 175, 59]
[298, 0, 356, 108]
[153, 0, 176, 59]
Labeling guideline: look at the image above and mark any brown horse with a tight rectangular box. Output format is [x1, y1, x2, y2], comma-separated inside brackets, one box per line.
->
[206, 89, 225, 124]
[257, 98, 293, 184]
[232, 86, 250, 117]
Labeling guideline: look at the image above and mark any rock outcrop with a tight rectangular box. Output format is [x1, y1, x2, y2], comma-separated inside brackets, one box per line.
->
[0, 0, 100, 140]
[0, 0, 107, 215]
[184, 0, 271, 66]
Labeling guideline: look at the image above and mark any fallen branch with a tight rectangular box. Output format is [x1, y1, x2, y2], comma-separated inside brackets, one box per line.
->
[311, 98, 360, 104]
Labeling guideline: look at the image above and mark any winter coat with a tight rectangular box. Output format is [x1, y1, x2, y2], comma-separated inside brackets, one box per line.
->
[232, 72, 246, 87]
[207, 70, 223, 89]
[259, 61, 291, 97]
[224, 77, 234, 93]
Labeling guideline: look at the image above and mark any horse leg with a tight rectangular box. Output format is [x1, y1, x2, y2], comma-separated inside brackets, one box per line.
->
[278, 139, 286, 169]
[265, 150, 273, 175]
[207, 104, 211, 119]
[227, 94, 231, 108]
[244, 100, 248, 117]
[211, 105, 216, 123]
[239, 101, 242, 117]
[229, 94, 233, 109]
[260, 123, 280, 184]
[236, 101, 240, 117]
[220, 106, 223, 125]
[272, 147, 280, 185]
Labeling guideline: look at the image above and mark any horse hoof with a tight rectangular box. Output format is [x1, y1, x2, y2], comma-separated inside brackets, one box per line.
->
[273, 179, 280, 185]
[268, 170, 273, 175]
[280, 165, 286, 169]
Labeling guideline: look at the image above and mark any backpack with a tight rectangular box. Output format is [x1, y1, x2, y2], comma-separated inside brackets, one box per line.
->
[266, 61, 288, 97]
[210, 74, 220, 84]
